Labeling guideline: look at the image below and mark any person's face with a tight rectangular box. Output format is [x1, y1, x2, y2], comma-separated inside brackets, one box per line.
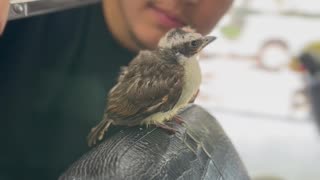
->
[103, 0, 233, 51]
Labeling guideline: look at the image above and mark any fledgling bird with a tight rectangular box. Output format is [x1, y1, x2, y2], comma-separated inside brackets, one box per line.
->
[87, 27, 216, 146]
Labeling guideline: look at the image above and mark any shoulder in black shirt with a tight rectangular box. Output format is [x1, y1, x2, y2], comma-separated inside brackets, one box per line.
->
[0, 3, 134, 180]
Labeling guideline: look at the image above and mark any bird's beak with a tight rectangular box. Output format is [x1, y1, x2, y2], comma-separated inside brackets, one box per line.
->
[203, 36, 216, 47]
[199, 36, 216, 51]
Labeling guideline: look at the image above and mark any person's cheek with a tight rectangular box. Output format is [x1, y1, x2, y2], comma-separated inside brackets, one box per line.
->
[195, 13, 223, 35]
[125, 2, 167, 49]
[193, 1, 232, 35]
[133, 20, 164, 49]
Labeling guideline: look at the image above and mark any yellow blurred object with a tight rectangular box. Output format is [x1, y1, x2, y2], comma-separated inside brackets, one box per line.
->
[303, 41, 320, 53]
[289, 56, 304, 72]
[289, 41, 320, 72]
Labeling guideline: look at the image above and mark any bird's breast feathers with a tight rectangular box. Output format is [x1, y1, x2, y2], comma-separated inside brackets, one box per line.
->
[142, 55, 202, 125]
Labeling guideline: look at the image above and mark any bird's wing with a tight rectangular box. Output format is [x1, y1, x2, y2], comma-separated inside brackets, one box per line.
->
[117, 66, 128, 82]
[106, 51, 184, 123]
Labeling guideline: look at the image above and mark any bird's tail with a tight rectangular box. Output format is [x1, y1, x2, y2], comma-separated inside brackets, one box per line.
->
[87, 115, 113, 147]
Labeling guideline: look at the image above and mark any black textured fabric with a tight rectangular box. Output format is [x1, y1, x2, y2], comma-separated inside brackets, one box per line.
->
[59, 105, 251, 180]
[0, 3, 134, 180]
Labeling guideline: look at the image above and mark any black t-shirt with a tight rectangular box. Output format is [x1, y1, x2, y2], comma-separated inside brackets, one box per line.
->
[0, 3, 134, 180]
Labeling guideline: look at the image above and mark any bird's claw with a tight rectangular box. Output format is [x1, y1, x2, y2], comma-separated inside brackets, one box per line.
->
[156, 124, 177, 134]
[173, 115, 184, 125]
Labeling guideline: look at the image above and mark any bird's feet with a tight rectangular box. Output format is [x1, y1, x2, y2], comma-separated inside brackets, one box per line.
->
[87, 119, 113, 147]
[156, 123, 177, 134]
[154, 115, 185, 134]
[173, 115, 184, 125]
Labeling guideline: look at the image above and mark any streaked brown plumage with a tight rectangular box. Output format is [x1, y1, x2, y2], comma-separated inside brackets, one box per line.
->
[88, 27, 215, 146]
[107, 50, 184, 125]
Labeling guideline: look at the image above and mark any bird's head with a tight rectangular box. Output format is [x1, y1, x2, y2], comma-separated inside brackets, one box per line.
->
[158, 26, 216, 58]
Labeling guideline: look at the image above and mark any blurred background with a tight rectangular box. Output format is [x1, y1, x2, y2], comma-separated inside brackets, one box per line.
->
[196, 0, 320, 180]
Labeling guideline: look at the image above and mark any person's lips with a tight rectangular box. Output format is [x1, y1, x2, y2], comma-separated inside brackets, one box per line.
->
[149, 6, 186, 29]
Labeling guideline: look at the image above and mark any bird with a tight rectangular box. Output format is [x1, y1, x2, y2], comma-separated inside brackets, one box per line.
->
[87, 27, 216, 146]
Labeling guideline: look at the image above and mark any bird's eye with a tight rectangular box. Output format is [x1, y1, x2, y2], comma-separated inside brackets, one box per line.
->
[190, 40, 198, 47]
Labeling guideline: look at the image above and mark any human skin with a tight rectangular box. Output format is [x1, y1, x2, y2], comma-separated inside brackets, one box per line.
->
[0, 0, 233, 51]
[0, 0, 9, 35]
[102, 0, 233, 51]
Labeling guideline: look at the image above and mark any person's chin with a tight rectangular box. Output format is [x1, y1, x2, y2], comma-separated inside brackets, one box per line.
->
[138, 35, 159, 50]
[133, 26, 166, 50]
